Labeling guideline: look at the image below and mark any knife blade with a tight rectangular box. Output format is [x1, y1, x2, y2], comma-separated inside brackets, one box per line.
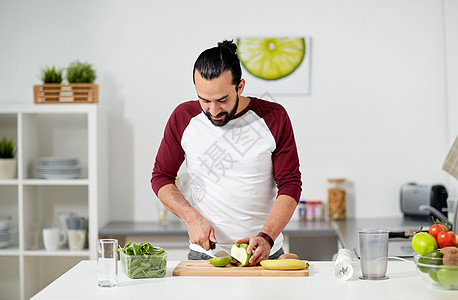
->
[215, 250, 231, 257]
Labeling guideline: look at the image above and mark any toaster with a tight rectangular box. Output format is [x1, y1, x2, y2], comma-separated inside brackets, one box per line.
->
[400, 182, 448, 218]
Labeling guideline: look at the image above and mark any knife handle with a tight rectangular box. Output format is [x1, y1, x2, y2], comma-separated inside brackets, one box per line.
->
[388, 232, 409, 239]
[209, 240, 216, 250]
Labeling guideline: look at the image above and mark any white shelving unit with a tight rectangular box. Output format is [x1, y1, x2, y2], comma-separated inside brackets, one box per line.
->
[0, 104, 107, 300]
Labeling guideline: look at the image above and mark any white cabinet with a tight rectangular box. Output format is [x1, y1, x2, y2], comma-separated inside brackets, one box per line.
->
[0, 105, 107, 300]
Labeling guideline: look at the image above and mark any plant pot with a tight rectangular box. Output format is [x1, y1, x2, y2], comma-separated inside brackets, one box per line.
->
[0, 159, 17, 179]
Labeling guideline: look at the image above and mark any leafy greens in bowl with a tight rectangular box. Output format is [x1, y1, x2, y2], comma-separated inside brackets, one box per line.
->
[118, 242, 167, 279]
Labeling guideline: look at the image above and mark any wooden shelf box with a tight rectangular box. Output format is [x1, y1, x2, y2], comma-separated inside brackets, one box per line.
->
[33, 84, 99, 104]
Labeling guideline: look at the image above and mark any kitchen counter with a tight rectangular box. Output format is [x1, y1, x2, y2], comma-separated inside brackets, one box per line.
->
[98, 219, 340, 237]
[31, 260, 455, 300]
[99, 217, 433, 259]
[99, 220, 190, 236]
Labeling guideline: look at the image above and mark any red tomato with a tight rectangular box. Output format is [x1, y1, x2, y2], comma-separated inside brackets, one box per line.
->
[436, 231, 456, 248]
[428, 224, 447, 239]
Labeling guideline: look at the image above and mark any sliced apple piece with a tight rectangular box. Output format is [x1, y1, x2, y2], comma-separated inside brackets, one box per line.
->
[231, 243, 251, 267]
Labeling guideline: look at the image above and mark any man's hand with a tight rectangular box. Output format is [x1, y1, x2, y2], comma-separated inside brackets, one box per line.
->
[187, 214, 217, 251]
[235, 236, 270, 266]
[235, 195, 297, 266]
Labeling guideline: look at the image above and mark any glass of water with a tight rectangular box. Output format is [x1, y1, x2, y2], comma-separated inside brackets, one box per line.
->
[97, 239, 118, 287]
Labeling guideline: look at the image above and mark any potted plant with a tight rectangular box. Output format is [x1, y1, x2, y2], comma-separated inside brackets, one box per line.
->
[0, 136, 16, 179]
[66, 60, 98, 102]
[67, 61, 96, 84]
[41, 65, 64, 84]
[34, 61, 99, 103]
[37, 65, 64, 101]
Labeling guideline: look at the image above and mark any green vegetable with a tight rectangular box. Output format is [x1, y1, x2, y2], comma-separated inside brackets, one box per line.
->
[118, 242, 167, 278]
[418, 250, 443, 274]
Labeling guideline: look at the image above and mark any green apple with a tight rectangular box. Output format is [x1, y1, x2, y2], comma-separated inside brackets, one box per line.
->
[231, 243, 251, 267]
[429, 272, 439, 283]
[209, 256, 232, 267]
[437, 269, 458, 289]
[412, 232, 438, 255]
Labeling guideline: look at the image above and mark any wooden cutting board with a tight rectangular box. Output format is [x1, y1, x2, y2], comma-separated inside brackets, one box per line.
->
[172, 260, 309, 277]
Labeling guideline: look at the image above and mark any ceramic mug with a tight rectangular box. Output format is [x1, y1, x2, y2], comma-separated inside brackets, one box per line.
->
[43, 227, 67, 251]
[58, 212, 74, 247]
[67, 229, 86, 251]
[66, 217, 86, 230]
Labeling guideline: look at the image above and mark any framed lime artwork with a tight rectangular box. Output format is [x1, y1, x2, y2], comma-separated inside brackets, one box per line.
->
[236, 37, 311, 96]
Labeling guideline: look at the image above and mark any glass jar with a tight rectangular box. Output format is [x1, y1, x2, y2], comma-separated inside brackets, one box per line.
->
[328, 178, 346, 219]
[298, 200, 307, 221]
[305, 200, 324, 221]
[313, 200, 325, 221]
[299, 200, 325, 221]
[305, 201, 315, 220]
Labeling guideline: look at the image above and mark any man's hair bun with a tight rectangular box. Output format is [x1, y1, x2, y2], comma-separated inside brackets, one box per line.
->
[218, 40, 237, 55]
[193, 39, 242, 86]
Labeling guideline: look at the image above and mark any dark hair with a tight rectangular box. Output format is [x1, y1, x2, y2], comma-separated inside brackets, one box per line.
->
[193, 40, 242, 87]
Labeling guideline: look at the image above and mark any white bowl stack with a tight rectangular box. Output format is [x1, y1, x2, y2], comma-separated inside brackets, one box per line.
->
[0, 217, 17, 249]
[36, 157, 81, 179]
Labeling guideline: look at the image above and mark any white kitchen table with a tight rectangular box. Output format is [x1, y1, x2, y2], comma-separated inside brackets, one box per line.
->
[31, 260, 457, 300]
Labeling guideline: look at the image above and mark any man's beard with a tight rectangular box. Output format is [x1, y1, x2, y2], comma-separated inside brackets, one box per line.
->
[204, 94, 239, 127]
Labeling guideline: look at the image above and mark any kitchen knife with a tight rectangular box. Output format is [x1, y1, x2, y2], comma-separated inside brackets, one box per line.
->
[388, 231, 411, 239]
[209, 240, 216, 250]
[388, 227, 424, 239]
[209, 240, 231, 257]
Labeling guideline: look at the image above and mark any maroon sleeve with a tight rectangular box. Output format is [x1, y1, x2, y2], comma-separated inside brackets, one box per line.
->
[252, 99, 302, 203]
[151, 101, 201, 195]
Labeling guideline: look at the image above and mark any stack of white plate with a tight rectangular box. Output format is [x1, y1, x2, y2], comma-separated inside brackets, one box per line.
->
[36, 157, 81, 179]
[0, 228, 18, 249]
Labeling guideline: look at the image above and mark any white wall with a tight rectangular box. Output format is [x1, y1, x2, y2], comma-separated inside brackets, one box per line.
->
[0, 0, 456, 222]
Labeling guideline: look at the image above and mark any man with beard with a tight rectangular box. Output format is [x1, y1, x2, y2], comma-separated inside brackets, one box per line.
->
[151, 40, 302, 266]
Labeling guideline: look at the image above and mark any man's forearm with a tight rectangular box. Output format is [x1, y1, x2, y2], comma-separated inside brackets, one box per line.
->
[157, 183, 200, 224]
[157, 183, 216, 250]
[260, 194, 298, 241]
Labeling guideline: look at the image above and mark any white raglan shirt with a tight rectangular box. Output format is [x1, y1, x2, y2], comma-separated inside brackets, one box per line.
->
[152, 98, 301, 256]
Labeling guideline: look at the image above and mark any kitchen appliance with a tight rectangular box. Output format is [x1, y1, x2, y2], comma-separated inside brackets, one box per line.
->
[400, 183, 448, 219]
